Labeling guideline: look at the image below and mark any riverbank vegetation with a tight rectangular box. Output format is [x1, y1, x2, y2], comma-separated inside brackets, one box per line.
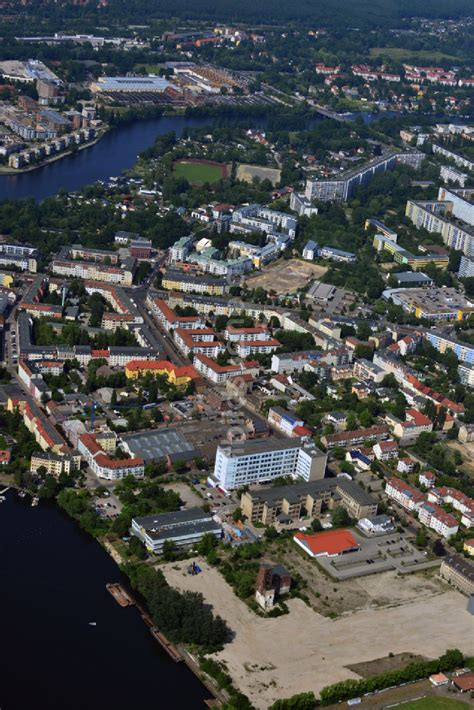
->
[123, 561, 230, 652]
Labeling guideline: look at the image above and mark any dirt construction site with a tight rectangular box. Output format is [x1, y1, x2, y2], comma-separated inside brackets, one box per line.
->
[244, 258, 328, 294]
[163, 560, 474, 710]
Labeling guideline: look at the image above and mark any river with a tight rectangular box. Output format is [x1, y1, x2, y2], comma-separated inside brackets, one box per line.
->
[0, 114, 267, 202]
[0, 490, 210, 710]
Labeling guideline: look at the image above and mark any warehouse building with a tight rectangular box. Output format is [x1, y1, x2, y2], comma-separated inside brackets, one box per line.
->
[131, 507, 221, 554]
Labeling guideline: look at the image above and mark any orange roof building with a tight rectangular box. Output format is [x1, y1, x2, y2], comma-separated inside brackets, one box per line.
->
[124, 359, 201, 387]
[293, 529, 360, 558]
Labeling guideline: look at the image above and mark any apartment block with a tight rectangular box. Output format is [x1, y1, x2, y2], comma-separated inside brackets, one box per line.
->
[405, 200, 474, 255]
[385, 476, 426, 512]
[78, 431, 144, 480]
[161, 269, 228, 296]
[321, 425, 389, 449]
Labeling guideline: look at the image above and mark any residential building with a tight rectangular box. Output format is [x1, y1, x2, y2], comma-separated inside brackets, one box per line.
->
[213, 437, 327, 490]
[357, 514, 395, 536]
[131, 507, 221, 554]
[440, 165, 468, 188]
[390, 408, 433, 443]
[419, 471, 436, 488]
[235, 338, 280, 358]
[124, 359, 201, 387]
[240, 478, 377, 524]
[268, 406, 308, 438]
[373, 439, 399, 461]
[464, 539, 474, 556]
[432, 144, 474, 172]
[147, 297, 205, 332]
[174, 327, 224, 358]
[321, 425, 389, 449]
[161, 269, 228, 296]
[305, 151, 423, 202]
[458, 255, 474, 279]
[78, 431, 144, 480]
[397, 457, 416, 474]
[290, 192, 318, 217]
[437, 187, 474, 227]
[319, 246, 356, 263]
[405, 200, 474, 256]
[418, 501, 459, 539]
[385, 476, 426, 512]
[440, 555, 474, 596]
[30, 451, 80, 477]
[194, 353, 258, 384]
[428, 487, 474, 528]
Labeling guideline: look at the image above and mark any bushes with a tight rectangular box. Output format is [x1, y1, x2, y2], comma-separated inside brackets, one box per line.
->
[200, 658, 254, 710]
[269, 692, 317, 710]
[319, 649, 464, 704]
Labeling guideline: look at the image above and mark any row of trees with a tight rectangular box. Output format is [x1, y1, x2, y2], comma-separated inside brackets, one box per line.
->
[319, 649, 464, 705]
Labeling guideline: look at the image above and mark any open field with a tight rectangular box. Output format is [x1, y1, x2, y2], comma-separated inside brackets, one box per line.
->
[163, 560, 474, 709]
[174, 159, 226, 184]
[244, 258, 327, 294]
[236, 163, 281, 186]
[446, 440, 474, 480]
[397, 698, 470, 710]
[370, 47, 458, 62]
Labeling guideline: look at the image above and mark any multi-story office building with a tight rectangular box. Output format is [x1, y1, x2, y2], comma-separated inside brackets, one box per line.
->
[305, 151, 423, 202]
[213, 437, 327, 490]
[241, 478, 377, 524]
[131, 507, 221, 554]
[405, 200, 474, 255]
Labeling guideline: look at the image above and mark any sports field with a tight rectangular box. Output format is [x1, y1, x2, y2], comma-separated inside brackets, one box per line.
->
[174, 159, 226, 184]
[396, 698, 470, 709]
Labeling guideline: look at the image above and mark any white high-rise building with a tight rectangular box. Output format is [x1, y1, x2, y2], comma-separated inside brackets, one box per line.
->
[213, 437, 327, 490]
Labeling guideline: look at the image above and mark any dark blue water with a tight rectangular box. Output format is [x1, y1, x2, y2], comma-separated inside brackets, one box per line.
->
[0, 115, 227, 202]
[0, 491, 210, 710]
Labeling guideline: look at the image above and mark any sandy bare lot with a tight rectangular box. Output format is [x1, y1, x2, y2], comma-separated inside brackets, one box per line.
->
[244, 258, 328, 294]
[163, 560, 474, 710]
[236, 163, 281, 186]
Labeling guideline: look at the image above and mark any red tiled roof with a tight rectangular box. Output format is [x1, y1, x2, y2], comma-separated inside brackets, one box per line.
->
[294, 529, 359, 556]
[125, 359, 200, 380]
[453, 672, 474, 692]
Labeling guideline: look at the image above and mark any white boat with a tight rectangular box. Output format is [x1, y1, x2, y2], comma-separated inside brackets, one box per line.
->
[88, 622, 97, 626]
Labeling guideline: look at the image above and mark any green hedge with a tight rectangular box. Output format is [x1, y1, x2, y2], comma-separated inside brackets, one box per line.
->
[320, 649, 464, 705]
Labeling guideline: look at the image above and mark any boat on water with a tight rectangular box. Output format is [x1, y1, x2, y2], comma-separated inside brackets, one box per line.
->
[31, 497, 39, 507]
[18, 490, 27, 498]
[106, 583, 134, 607]
[88, 622, 97, 627]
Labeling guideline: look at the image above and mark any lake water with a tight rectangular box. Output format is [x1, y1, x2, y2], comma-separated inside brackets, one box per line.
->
[0, 490, 210, 709]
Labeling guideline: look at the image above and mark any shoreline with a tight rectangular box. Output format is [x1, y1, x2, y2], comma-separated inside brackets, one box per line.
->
[0, 128, 109, 176]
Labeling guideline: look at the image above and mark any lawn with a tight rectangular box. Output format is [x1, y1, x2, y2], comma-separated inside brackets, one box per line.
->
[398, 697, 470, 709]
[174, 160, 224, 184]
[370, 47, 458, 62]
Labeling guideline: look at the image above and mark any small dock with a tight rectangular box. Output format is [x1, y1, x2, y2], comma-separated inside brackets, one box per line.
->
[106, 583, 135, 607]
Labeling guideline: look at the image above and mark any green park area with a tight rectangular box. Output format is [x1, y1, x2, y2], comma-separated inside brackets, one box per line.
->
[398, 697, 470, 709]
[174, 160, 225, 184]
[370, 47, 457, 62]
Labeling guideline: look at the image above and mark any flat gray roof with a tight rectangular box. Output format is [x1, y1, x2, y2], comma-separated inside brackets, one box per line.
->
[123, 427, 198, 463]
[245, 476, 377, 507]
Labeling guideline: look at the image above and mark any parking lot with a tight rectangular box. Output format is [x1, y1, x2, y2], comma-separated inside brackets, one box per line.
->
[311, 530, 440, 581]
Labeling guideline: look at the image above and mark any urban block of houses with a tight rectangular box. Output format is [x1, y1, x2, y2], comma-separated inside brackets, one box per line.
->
[78, 430, 144, 480]
[321, 425, 390, 449]
[124, 359, 201, 387]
